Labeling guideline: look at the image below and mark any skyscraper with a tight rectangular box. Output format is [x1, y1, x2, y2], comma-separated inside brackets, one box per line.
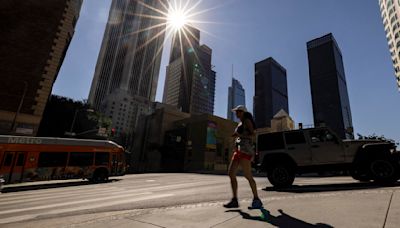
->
[307, 33, 354, 139]
[0, 0, 83, 136]
[253, 57, 289, 128]
[379, 0, 400, 90]
[88, 0, 167, 135]
[227, 78, 246, 122]
[163, 26, 216, 115]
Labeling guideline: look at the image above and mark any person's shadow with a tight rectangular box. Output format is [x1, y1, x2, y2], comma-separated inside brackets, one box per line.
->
[226, 209, 333, 228]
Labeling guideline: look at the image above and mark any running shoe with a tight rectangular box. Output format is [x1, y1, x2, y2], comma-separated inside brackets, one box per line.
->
[223, 198, 239, 208]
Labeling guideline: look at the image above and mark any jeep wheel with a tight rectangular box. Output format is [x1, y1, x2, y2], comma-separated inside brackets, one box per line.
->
[370, 159, 399, 184]
[267, 164, 295, 188]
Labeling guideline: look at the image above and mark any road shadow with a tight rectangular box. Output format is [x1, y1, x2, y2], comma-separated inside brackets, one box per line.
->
[226, 209, 333, 228]
[263, 181, 400, 193]
[1, 179, 120, 193]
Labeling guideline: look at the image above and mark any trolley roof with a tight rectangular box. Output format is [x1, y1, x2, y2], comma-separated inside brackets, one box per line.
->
[0, 135, 122, 148]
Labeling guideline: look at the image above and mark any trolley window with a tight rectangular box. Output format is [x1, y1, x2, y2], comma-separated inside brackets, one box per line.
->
[38, 152, 68, 167]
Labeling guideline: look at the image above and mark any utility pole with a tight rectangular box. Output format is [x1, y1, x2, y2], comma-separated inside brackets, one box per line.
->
[10, 80, 28, 134]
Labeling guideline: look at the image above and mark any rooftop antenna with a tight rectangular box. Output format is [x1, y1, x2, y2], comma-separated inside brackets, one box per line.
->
[231, 64, 234, 82]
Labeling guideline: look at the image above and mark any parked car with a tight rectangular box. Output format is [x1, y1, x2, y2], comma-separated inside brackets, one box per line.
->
[255, 127, 400, 188]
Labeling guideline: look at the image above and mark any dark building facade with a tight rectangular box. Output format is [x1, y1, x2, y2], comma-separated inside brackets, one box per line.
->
[163, 26, 215, 115]
[0, 0, 83, 136]
[162, 114, 237, 172]
[307, 33, 354, 139]
[253, 57, 289, 128]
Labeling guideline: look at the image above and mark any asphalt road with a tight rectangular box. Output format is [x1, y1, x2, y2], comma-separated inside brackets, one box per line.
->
[0, 173, 399, 225]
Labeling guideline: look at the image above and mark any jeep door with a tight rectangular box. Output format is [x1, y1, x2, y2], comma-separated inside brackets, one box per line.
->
[308, 129, 345, 164]
[284, 131, 312, 166]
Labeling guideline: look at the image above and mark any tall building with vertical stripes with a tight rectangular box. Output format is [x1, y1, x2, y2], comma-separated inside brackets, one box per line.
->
[0, 0, 83, 136]
[88, 0, 167, 135]
[227, 78, 246, 122]
[379, 0, 400, 89]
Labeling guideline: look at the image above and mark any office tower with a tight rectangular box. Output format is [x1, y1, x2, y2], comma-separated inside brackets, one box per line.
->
[307, 33, 354, 139]
[0, 0, 83, 136]
[163, 26, 215, 115]
[379, 0, 400, 89]
[227, 78, 246, 122]
[88, 0, 167, 134]
[253, 57, 289, 128]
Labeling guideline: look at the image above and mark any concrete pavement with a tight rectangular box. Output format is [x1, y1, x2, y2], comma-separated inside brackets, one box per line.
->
[3, 186, 400, 227]
[1, 174, 400, 227]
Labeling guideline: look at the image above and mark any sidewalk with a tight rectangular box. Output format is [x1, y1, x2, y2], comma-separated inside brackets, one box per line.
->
[3, 189, 400, 228]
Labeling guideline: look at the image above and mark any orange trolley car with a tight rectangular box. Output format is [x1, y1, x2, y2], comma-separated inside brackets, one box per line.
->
[0, 135, 125, 184]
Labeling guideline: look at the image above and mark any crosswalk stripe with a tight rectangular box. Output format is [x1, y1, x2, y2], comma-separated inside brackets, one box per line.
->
[0, 193, 174, 224]
[1, 184, 118, 197]
[0, 187, 142, 206]
[0, 181, 223, 215]
[0, 180, 218, 203]
[0, 183, 161, 201]
[0, 191, 152, 215]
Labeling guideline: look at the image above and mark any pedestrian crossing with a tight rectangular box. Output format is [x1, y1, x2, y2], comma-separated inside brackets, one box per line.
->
[0, 176, 228, 225]
[0, 174, 360, 225]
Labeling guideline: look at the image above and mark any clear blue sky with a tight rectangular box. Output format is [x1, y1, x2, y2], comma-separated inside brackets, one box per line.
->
[54, 0, 400, 142]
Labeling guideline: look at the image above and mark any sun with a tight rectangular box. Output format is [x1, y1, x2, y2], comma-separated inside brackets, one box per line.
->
[167, 8, 188, 31]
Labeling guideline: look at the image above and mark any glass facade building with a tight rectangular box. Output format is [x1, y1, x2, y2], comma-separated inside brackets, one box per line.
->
[88, 0, 167, 134]
[307, 33, 354, 139]
[253, 57, 289, 128]
[227, 78, 246, 122]
[379, 0, 400, 90]
[163, 26, 215, 115]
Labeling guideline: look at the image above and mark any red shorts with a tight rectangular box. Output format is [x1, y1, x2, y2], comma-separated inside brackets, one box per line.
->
[232, 150, 253, 161]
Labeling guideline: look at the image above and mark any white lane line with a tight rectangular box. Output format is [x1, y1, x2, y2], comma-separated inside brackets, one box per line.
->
[0, 180, 221, 209]
[0, 185, 156, 206]
[0, 179, 220, 214]
[146, 180, 156, 182]
[0, 181, 221, 203]
[0, 183, 160, 205]
[0, 193, 174, 225]
[1, 180, 218, 204]
[0, 191, 152, 215]
[1, 184, 118, 197]
[0, 187, 119, 201]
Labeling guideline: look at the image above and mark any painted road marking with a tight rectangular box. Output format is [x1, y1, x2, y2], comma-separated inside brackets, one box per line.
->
[0, 193, 174, 224]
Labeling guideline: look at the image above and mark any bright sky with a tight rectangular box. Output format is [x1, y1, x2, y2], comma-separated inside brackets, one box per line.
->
[53, 0, 400, 142]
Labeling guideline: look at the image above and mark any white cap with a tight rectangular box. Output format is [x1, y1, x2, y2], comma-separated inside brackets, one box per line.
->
[232, 105, 247, 112]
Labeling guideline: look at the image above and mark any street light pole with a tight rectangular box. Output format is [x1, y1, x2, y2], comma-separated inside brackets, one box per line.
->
[69, 109, 80, 134]
[66, 108, 94, 137]
[10, 81, 28, 134]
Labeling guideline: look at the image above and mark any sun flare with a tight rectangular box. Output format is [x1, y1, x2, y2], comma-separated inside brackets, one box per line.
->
[167, 9, 188, 30]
